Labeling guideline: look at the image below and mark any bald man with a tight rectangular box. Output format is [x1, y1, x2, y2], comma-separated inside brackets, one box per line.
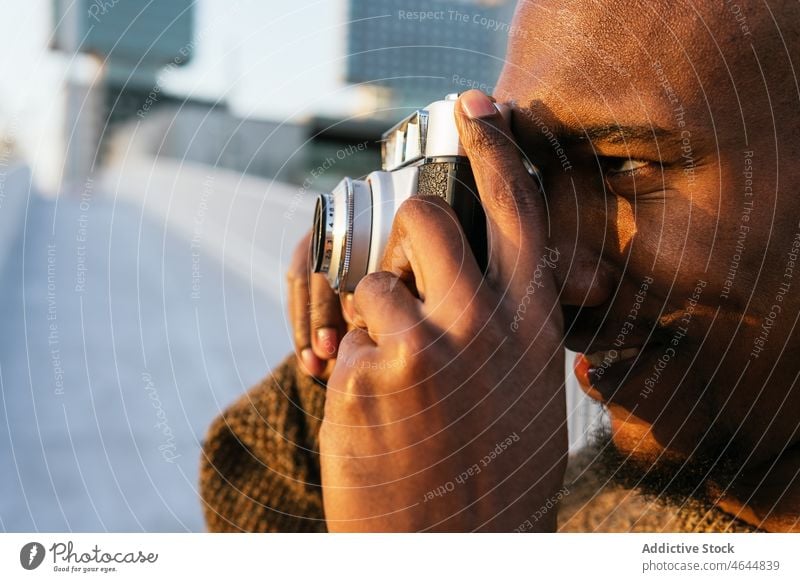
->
[200, 1, 800, 532]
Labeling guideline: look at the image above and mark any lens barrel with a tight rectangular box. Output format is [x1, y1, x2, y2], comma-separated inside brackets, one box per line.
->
[311, 192, 334, 275]
[310, 178, 373, 293]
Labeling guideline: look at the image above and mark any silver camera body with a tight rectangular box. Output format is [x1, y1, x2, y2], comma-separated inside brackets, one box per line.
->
[311, 93, 510, 293]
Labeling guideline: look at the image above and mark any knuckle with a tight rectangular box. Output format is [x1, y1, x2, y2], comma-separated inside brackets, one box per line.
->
[308, 297, 333, 312]
[462, 119, 512, 154]
[452, 295, 493, 337]
[482, 169, 540, 218]
[330, 332, 372, 389]
[397, 327, 427, 356]
[286, 262, 306, 287]
[323, 374, 370, 425]
[293, 329, 309, 348]
[338, 327, 367, 353]
[308, 308, 323, 330]
[353, 271, 399, 303]
[395, 195, 452, 228]
[458, 123, 542, 219]
[308, 300, 336, 328]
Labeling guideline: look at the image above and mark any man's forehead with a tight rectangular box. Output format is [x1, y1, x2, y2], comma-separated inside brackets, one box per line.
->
[511, 0, 722, 58]
[501, 0, 750, 129]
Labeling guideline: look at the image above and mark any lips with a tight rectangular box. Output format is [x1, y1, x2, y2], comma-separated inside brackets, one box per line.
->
[573, 345, 650, 401]
[583, 347, 641, 367]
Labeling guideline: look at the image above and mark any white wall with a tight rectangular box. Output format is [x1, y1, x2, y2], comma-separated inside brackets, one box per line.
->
[0, 0, 71, 193]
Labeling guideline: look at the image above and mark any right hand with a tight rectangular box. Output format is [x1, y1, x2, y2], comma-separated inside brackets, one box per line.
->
[286, 231, 350, 380]
[319, 90, 568, 531]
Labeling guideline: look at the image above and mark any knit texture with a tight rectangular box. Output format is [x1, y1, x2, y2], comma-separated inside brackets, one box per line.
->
[556, 449, 760, 532]
[199, 355, 760, 533]
[200, 355, 327, 532]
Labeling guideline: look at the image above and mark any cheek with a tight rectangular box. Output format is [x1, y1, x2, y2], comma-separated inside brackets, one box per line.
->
[613, 196, 637, 253]
[620, 184, 722, 301]
[629, 196, 696, 275]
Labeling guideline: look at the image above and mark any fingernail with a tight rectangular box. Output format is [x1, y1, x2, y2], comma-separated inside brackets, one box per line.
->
[301, 348, 323, 376]
[461, 90, 497, 119]
[316, 327, 339, 357]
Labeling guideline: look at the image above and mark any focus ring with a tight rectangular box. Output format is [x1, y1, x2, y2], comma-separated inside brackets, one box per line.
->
[340, 178, 355, 289]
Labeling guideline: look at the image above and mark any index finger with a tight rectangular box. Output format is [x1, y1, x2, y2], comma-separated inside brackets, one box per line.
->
[455, 90, 552, 295]
[380, 195, 483, 311]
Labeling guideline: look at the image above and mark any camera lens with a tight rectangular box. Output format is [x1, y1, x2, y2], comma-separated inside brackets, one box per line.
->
[311, 193, 332, 274]
[310, 178, 373, 293]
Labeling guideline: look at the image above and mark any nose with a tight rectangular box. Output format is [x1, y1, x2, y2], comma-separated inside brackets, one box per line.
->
[554, 252, 616, 307]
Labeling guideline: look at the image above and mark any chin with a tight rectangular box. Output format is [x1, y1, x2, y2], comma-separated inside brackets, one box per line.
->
[606, 410, 667, 463]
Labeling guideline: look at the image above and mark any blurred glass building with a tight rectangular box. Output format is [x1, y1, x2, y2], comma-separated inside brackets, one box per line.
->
[51, 0, 195, 85]
[307, 0, 516, 188]
[50, 0, 196, 190]
[47, 0, 518, 189]
[347, 0, 514, 107]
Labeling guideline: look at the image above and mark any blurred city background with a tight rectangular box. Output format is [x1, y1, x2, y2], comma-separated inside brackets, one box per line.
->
[0, 0, 599, 532]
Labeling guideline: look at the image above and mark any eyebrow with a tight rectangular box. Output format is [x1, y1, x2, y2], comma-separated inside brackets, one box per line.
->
[517, 102, 678, 147]
[573, 124, 674, 145]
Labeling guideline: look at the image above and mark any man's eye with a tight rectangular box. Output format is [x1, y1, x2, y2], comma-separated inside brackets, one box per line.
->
[604, 157, 650, 175]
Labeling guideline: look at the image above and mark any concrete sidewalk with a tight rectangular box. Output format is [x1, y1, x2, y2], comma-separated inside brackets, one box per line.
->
[0, 160, 311, 531]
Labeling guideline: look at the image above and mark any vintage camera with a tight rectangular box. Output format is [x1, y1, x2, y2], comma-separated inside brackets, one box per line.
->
[311, 93, 511, 293]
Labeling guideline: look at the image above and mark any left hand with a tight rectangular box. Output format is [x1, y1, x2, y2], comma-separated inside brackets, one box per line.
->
[319, 90, 568, 532]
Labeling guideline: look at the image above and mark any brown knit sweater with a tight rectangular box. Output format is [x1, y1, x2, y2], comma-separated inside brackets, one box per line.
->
[199, 355, 759, 533]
